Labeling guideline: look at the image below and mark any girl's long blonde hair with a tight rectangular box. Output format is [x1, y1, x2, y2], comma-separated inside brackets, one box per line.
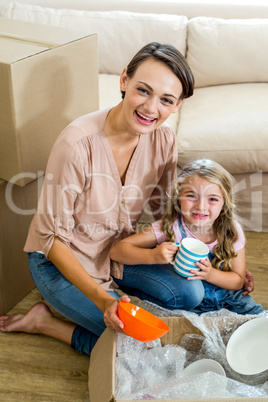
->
[161, 159, 240, 271]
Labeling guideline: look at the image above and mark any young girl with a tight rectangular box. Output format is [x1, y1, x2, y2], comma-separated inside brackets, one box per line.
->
[110, 159, 264, 315]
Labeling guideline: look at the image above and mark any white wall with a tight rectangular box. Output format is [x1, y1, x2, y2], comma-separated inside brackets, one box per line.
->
[1, 0, 268, 18]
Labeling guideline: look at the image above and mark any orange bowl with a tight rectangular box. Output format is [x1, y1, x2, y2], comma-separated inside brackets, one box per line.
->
[118, 302, 170, 342]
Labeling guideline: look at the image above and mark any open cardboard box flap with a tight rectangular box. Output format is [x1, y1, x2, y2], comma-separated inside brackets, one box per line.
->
[89, 316, 267, 402]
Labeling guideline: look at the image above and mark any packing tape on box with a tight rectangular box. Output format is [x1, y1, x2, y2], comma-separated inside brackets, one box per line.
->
[0, 32, 58, 48]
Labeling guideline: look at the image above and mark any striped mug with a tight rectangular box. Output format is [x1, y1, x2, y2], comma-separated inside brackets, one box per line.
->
[173, 238, 209, 278]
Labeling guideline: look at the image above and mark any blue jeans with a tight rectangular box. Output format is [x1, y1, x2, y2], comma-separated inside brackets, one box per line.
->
[113, 265, 264, 314]
[29, 253, 263, 356]
[190, 281, 265, 315]
[114, 263, 204, 310]
[27, 253, 204, 355]
[28, 253, 120, 355]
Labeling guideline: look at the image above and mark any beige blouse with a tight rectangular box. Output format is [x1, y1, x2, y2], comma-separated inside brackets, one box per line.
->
[24, 108, 177, 290]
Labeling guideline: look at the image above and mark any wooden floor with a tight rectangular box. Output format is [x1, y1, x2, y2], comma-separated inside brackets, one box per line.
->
[243, 231, 268, 311]
[0, 232, 267, 401]
[0, 289, 90, 402]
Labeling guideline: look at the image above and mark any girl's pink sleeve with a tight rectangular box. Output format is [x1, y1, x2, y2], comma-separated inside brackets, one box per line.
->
[234, 221, 246, 252]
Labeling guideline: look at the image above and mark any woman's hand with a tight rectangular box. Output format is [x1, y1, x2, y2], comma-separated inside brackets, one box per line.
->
[242, 269, 254, 295]
[152, 242, 178, 264]
[188, 257, 213, 280]
[103, 294, 130, 332]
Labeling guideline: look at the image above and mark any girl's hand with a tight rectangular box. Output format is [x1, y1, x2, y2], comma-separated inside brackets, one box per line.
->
[188, 257, 213, 280]
[152, 242, 178, 264]
[103, 294, 130, 332]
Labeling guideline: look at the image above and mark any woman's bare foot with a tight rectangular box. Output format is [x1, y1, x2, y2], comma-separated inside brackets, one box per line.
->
[0, 302, 54, 334]
[0, 302, 76, 345]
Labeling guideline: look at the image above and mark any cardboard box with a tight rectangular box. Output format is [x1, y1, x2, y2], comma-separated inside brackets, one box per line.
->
[0, 176, 43, 314]
[0, 17, 99, 186]
[88, 316, 268, 402]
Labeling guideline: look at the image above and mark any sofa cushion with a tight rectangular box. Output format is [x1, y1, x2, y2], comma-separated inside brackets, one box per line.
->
[1, 2, 188, 75]
[187, 17, 268, 87]
[99, 74, 121, 110]
[176, 83, 268, 174]
[99, 73, 179, 134]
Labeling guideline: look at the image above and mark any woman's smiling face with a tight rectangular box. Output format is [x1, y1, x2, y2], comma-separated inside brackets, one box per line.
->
[120, 58, 183, 135]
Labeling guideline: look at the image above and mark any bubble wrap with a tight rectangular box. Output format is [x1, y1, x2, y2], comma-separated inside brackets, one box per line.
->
[115, 305, 268, 400]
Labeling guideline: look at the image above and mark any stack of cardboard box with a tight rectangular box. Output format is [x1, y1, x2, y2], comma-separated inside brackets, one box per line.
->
[0, 18, 99, 314]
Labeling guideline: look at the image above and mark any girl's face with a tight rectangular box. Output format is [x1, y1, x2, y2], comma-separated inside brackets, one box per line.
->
[179, 176, 225, 233]
[120, 58, 183, 135]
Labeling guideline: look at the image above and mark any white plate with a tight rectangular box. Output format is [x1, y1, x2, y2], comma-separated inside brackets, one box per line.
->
[226, 317, 268, 375]
[180, 359, 226, 377]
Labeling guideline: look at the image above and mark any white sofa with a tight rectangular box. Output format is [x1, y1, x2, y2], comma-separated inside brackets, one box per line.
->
[1, 0, 268, 234]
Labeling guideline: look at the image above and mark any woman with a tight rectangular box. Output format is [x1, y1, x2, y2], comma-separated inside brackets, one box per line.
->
[0, 42, 194, 355]
[0, 43, 253, 354]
